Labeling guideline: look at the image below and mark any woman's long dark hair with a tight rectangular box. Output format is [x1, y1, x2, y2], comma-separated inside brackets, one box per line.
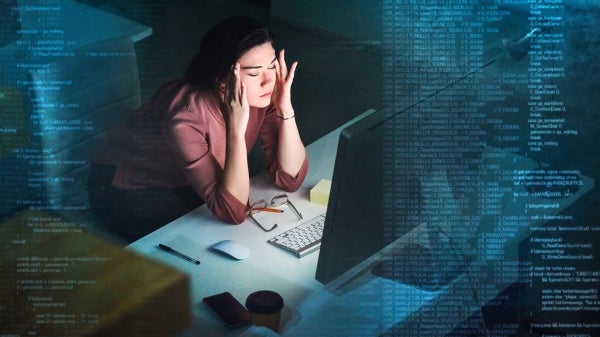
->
[184, 16, 275, 90]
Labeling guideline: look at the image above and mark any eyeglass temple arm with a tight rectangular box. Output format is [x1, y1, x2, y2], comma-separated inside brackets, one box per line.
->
[287, 201, 303, 220]
[248, 213, 278, 232]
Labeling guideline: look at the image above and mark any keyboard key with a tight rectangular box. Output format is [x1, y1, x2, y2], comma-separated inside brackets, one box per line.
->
[267, 213, 326, 257]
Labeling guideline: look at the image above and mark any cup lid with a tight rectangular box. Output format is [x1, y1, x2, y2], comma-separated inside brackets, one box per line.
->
[245, 290, 284, 314]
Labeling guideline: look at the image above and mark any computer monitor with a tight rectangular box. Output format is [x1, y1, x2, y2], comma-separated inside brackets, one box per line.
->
[313, 99, 458, 286]
[314, 106, 390, 285]
[315, 90, 490, 287]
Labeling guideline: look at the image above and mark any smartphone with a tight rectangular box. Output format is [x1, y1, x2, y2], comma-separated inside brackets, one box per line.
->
[202, 292, 250, 328]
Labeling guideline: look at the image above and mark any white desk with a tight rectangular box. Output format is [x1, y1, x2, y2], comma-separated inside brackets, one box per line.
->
[127, 109, 376, 336]
[128, 108, 594, 337]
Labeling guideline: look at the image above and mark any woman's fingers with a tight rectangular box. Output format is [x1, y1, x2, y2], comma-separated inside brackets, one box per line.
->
[276, 49, 298, 85]
[224, 63, 246, 109]
[221, 63, 249, 132]
[287, 61, 297, 85]
[233, 63, 241, 103]
[278, 49, 287, 79]
[271, 50, 298, 115]
[240, 80, 248, 108]
[224, 64, 237, 104]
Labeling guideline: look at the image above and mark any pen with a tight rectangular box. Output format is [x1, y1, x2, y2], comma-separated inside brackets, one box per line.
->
[252, 207, 284, 213]
[158, 244, 201, 265]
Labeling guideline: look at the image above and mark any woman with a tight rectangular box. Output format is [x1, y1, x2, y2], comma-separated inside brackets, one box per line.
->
[88, 16, 308, 243]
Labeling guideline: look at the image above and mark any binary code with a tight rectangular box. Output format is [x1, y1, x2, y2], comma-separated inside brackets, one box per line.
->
[381, 0, 599, 336]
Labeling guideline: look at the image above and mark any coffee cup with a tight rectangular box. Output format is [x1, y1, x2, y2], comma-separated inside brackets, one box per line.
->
[245, 290, 284, 332]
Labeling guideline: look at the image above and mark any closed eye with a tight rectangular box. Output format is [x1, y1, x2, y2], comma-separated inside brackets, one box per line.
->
[248, 67, 274, 77]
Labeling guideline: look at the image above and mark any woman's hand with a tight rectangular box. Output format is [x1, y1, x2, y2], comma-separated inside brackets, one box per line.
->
[272, 49, 298, 118]
[220, 63, 250, 206]
[221, 63, 249, 134]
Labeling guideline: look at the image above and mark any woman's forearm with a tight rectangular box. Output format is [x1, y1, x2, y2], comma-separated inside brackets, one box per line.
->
[222, 131, 250, 204]
[277, 109, 306, 176]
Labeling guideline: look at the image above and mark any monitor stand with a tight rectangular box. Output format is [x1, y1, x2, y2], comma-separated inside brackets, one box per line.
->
[370, 240, 467, 292]
[323, 223, 466, 294]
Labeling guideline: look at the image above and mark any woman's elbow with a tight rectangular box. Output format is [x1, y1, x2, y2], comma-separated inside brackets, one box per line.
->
[214, 209, 247, 225]
[280, 183, 301, 193]
[209, 200, 248, 225]
[229, 213, 247, 225]
[274, 171, 305, 193]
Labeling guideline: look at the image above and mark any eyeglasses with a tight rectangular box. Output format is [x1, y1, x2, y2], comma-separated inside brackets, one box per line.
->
[248, 194, 303, 232]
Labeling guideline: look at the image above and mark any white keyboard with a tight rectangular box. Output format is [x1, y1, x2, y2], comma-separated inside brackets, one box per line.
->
[267, 213, 326, 257]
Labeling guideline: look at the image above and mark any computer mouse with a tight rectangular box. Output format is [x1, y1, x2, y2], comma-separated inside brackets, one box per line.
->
[210, 240, 250, 260]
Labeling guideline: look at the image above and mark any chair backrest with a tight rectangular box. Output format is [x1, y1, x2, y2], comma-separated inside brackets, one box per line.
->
[28, 36, 141, 218]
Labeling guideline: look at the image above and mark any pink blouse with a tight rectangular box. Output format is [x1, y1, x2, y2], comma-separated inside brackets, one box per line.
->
[92, 80, 308, 224]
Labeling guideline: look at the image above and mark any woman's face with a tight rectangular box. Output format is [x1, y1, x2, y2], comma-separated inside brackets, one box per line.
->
[237, 42, 277, 108]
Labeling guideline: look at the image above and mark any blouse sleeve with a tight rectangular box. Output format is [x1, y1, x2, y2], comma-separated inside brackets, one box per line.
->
[259, 106, 309, 192]
[165, 110, 249, 225]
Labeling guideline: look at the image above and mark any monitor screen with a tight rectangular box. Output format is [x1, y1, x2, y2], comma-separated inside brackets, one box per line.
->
[313, 97, 480, 286]
[314, 106, 391, 285]
[315, 60, 503, 286]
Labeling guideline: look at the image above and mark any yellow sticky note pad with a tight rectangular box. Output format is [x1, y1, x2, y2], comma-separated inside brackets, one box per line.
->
[310, 179, 332, 206]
